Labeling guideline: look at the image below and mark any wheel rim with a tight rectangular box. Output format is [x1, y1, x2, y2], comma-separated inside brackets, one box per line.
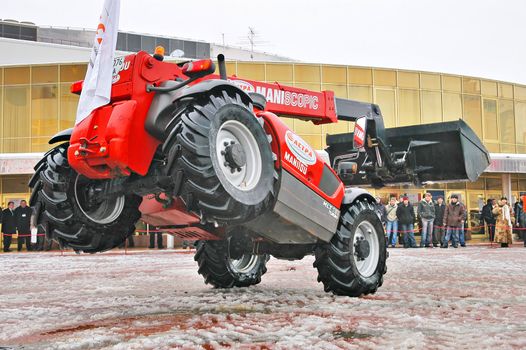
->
[73, 175, 125, 225]
[216, 120, 262, 191]
[228, 254, 260, 274]
[353, 221, 380, 278]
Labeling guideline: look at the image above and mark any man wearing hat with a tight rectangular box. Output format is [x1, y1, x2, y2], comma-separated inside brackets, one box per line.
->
[442, 194, 466, 248]
[396, 196, 417, 248]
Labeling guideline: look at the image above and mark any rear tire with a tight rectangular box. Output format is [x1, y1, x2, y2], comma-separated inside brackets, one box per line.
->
[314, 200, 387, 297]
[194, 238, 269, 288]
[31, 144, 142, 253]
[168, 90, 278, 224]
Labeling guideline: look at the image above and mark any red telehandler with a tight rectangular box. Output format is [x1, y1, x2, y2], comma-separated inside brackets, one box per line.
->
[29, 51, 490, 296]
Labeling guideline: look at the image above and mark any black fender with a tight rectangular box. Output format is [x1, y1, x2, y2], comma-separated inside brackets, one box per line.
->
[145, 79, 254, 141]
[28, 130, 71, 189]
[341, 187, 376, 206]
[49, 128, 73, 145]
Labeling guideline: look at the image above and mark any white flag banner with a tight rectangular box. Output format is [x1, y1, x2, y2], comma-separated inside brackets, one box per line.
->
[75, 0, 120, 125]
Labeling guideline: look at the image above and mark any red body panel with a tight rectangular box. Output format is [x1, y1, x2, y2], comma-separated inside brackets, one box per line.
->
[258, 111, 344, 209]
[69, 52, 184, 178]
[140, 196, 200, 226]
[208, 75, 338, 124]
[139, 196, 222, 240]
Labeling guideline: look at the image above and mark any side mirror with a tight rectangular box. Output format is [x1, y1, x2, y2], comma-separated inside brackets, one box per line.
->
[353, 116, 367, 149]
[338, 161, 358, 179]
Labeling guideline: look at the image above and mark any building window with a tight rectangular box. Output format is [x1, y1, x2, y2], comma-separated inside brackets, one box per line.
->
[127, 34, 141, 52]
[348, 86, 372, 103]
[4, 67, 30, 85]
[322, 66, 346, 85]
[265, 64, 293, 83]
[32, 85, 58, 138]
[294, 65, 320, 83]
[59, 83, 79, 129]
[397, 72, 419, 89]
[116, 32, 127, 51]
[374, 70, 396, 87]
[483, 99, 498, 141]
[463, 95, 482, 137]
[481, 81, 497, 97]
[32, 66, 58, 84]
[322, 84, 347, 98]
[485, 177, 502, 191]
[421, 74, 441, 90]
[515, 101, 526, 147]
[3, 86, 30, 139]
[515, 86, 526, 101]
[422, 91, 442, 123]
[60, 64, 87, 83]
[498, 83, 513, 99]
[348, 68, 372, 85]
[463, 78, 481, 94]
[183, 41, 197, 58]
[443, 92, 461, 122]
[2, 175, 31, 195]
[375, 89, 396, 128]
[398, 89, 420, 126]
[499, 100, 515, 152]
[237, 63, 265, 81]
[141, 36, 155, 53]
[442, 76, 461, 92]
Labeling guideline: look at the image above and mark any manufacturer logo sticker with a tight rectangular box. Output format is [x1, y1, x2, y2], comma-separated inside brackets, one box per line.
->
[323, 201, 339, 219]
[285, 130, 316, 166]
[231, 80, 255, 93]
[112, 56, 130, 84]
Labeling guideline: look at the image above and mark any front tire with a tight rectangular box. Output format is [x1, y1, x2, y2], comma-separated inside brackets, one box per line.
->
[314, 200, 387, 297]
[168, 90, 278, 224]
[32, 144, 142, 253]
[194, 238, 269, 288]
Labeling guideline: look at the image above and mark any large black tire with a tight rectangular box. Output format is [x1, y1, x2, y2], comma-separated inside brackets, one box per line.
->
[194, 238, 269, 288]
[167, 89, 277, 224]
[314, 200, 388, 297]
[31, 144, 142, 253]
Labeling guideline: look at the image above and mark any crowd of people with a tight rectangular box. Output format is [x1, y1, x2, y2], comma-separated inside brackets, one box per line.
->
[376, 193, 526, 248]
[1, 194, 525, 252]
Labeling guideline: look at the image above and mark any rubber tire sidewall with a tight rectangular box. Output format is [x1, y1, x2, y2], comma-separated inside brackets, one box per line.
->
[315, 200, 388, 297]
[195, 239, 269, 288]
[208, 104, 274, 206]
[347, 209, 387, 288]
[38, 144, 141, 252]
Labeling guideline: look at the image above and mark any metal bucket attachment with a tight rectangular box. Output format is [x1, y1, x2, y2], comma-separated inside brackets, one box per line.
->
[326, 119, 490, 187]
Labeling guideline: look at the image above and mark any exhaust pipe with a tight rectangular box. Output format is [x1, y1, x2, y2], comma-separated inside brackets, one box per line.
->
[217, 54, 227, 80]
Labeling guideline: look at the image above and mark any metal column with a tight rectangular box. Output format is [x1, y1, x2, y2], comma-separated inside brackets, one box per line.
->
[502, 173, 512, 202]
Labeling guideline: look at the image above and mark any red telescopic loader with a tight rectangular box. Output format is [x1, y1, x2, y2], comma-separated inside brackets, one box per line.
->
[29, 52, 489, 296]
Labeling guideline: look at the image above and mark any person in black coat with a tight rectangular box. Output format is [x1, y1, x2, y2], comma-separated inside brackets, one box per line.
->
[482, 198, 496, 242]
[396, 196, 417, 248]
[433, 196, 446, 247]
[2, 202, 17, 252]
[15, 200, 32, 252]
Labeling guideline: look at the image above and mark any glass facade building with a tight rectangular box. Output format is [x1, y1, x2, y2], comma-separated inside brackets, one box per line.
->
[1, 60, 526, 238]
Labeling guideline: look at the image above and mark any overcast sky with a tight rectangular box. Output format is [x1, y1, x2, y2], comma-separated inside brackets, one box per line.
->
[3, 0, 525, 84]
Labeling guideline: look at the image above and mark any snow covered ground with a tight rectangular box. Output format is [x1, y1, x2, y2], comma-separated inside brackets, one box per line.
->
[0, 246, 525, 349]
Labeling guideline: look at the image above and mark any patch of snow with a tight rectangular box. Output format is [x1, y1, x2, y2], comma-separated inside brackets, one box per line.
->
[0, 247, 525, 349]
